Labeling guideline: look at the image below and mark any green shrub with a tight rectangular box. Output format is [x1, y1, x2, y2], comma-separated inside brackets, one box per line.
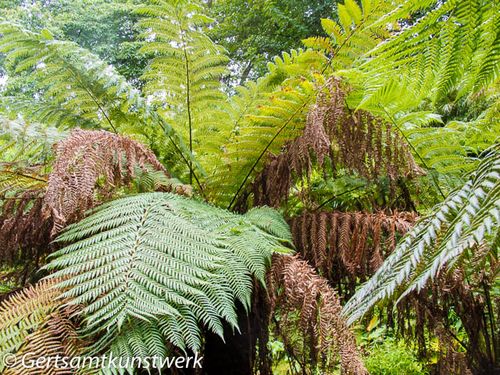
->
[364, 339, 428, 375]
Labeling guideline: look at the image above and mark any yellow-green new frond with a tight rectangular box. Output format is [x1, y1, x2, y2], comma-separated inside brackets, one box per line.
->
[138, 0, 230, 183]
[206, 77, 318, 208]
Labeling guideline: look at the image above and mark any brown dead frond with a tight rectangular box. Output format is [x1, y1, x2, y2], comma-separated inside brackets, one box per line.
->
[290, 210, 417, 279]
[268, 254, 367, 374]
[0, 189, 53, 273]
[253, 78, 423, 207]
[43, 129, 171, 234]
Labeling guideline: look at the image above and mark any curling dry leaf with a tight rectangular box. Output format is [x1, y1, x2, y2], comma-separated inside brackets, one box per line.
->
[43, 129, 170, 234]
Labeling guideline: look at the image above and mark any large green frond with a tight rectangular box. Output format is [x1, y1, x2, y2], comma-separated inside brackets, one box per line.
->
[137, 0, 230, 183]
[0, 23, 197, 185]
[343, 146, 500, 324]
[45, 193, 292, 353]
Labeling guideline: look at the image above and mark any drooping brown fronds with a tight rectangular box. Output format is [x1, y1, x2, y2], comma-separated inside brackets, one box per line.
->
[290, 210, 417, 281]
[0, 189, 53, 275]
[268, 254, 367, 374]
[253, 79, 423, 207]
[395, 264, 494, 374]
[43, 129, 171, 234]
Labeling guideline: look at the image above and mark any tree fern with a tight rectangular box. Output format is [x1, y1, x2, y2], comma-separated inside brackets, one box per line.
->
[205, 0, 399, 209]
[137, 0, 229, 183]
[45, 192, 292, 353]
[353, 0, 499, 110]
[43, 129, 171, 234]
[201, 65, 316, 206]
[0, 23, 137, 132]
[0, 23, 198, 187]
[343, 146, 500, 324]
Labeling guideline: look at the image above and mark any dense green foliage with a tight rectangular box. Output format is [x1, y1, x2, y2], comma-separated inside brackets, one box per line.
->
[45, 193, 291, 356]
[0, 0, 498, 373]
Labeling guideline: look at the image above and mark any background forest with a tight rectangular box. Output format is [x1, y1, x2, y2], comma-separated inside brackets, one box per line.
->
[0, 0, 498, 374]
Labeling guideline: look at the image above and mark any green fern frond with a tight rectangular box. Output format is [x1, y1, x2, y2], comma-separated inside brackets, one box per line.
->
[137, 0, 230, 183]
[306, 0, 395, 69]
[45, 193, 292, 353]
[208, 78, 318, 208]
[0, 22, 199, 188]
[0, 23, 139, 132]
[343, 145, 500, 324]
[356, 0, 499, 109]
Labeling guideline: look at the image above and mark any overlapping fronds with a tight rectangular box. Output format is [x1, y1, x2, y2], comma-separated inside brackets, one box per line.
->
[0, 280, 60, 370]
[0, 280, 86, 375]
[210, 77, 320, 209]
[268, 254, 367, 374]
[4, 305, 84, 375]
[45, 193, 292, 354]
[365, 0, 499, 104]
[0, 23, 196, 182]
[404, 97, 500, 175]
[290, 210, 416, 278]
[0, 129, 177, 269]
[331, 0, 499, 180]
[0, 189, 53, 269]
[252, 79, 423, 208]
[303, 0, 395, 69]
[0, 23, 141, 132]
[137, 0, 229, 182]
[343, 146, 500, 324]
[43, 129, 170, 234]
